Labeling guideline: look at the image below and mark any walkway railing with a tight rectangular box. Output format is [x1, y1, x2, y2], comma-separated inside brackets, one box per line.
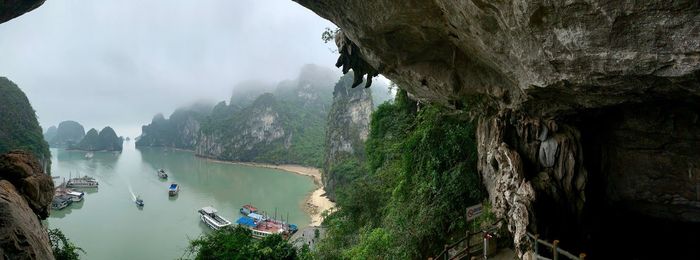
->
[526, 232, 586, 260]
[431, 231, 484, 260]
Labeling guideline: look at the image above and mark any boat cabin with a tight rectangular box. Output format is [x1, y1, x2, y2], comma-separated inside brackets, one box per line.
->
[240, 204, 258, 215]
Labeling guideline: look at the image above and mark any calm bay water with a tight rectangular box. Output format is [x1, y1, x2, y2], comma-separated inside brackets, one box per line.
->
[47, 142, 314, 260]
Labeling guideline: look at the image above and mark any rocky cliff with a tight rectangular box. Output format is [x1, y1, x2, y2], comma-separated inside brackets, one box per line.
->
[0, 77, 51, 173]
[145, 65, 334, 167]
[48, 121, 85, 148]
[323, 73, 373, 200]
[0, 151, 55, 259]
[196, 84, 329, 167]
[295, 0, 700, 258]
[136, 110, 204, 150]
[0, 77, 54, 259]
[197, 93, 289, 161]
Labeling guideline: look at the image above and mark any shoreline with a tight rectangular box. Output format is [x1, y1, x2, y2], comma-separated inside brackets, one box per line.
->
[199, 157, 335, 227]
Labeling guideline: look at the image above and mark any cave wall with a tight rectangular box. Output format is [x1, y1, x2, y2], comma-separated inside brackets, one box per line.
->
[294, 0, 700, 258]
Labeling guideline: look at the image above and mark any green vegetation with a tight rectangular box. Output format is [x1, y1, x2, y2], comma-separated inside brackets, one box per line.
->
[49, 228, 84, 260]
[139, 65, 335, 168]
[74, 127, 122, 151]
[317, 90, 485, 258]
[184, 226, 312, 260]
[0, 77, 51, 171]
[136, 109, 208, 149]
[200, 89, 329, 167]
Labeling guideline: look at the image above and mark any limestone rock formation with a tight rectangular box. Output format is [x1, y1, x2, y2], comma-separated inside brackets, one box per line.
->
[0, 77, 51, 174]
[196, 93, 291, 162]
[74, 127, 123, 151]
[136, 110, 203, 150]
[49, 121, 86, 148]
[323, 73, 374, 200]
[0, 151, 54, 259]
[194, 65, 336, 167]
[43, 126, 57, 145]
[294, 0, 700, 257]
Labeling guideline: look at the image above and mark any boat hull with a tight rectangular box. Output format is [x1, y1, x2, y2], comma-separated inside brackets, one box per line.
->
[198, 208, 231, 230]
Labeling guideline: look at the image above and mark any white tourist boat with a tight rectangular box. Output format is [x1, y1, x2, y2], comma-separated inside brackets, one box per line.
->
[66, 176, 99, 188]
[198, 206, 231, 230]
[84, 152, 94, 159]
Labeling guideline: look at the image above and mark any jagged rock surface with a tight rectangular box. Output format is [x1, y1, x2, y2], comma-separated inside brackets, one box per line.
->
[323, 73, 374, 200]
[0, 151, 54, 260]
[294, 0, 700, 257]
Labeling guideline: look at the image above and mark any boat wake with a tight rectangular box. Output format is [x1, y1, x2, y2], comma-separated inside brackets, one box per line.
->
[127, 183, 136, 201]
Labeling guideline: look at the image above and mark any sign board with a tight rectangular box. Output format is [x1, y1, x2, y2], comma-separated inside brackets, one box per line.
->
[466, 203, 483, 221]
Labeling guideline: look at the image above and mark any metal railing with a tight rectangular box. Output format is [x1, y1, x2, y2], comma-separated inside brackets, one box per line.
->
[526, 232, 586, 260]
[432, 231, 484, 260]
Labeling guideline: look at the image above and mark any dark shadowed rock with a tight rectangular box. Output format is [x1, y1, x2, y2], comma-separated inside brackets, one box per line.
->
[0, 0, 45, 24]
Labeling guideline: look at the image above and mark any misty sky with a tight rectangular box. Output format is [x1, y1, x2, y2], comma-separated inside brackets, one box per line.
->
[0, 0, 345, 137]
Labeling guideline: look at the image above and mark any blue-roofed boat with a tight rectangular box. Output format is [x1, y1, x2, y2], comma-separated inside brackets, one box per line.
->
[237, 204, 299, 238]
[236, 215, 293, 240]
[236, 216, 256, 228]
[248, 212, 266, 222]
[168, 183, 179, 196]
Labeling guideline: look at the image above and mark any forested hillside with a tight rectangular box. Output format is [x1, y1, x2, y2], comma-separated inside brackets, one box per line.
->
[317, 90, 485, 258]
[0, 77, 51, 170]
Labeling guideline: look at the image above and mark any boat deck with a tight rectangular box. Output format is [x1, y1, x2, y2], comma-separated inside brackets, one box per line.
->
[254, 220, 286, 233]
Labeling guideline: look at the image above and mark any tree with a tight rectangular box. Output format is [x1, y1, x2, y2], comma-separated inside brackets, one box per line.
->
[49, 228, 84, 260]
[184, 226, 311, 260]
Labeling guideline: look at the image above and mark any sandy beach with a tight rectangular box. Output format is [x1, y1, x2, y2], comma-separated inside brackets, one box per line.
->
[202, 158, 335, 227]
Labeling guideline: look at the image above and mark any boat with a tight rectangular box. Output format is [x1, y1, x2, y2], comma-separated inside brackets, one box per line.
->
[240, 204, 258, 215]
[198, 206, 232, 230]
[235, 204, 298, 239]
[66, 176, 98, 188]
[168, 183, 180, 196]
[51, 195, 73, 210]
[84, 152, 94, 159]
[235, 216, 294, 239]
[66, 191, 84, 202]
[157, 169, 168, 179]
[135, 196, 144, 207]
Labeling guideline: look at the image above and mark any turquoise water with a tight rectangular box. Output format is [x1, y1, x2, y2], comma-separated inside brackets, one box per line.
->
[47, 142, 315, 259]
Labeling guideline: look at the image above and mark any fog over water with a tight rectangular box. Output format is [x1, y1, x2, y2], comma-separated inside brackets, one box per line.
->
[0, 0, 352, 138]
